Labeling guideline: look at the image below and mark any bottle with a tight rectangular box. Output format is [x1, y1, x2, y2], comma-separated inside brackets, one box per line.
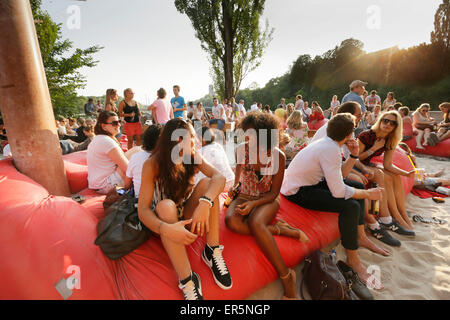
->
[224, 182, 242, 208]
[370, 183, 380, 215]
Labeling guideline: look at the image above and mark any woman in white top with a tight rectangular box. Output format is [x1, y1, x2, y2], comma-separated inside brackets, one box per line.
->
[412, 103, 437, 149]
[193, 102, 206, 125]
[382, 92, 396, 110]
[368, 104, 382, 126]
[87, 111, 129, 194]
[327, 95, 340, 118]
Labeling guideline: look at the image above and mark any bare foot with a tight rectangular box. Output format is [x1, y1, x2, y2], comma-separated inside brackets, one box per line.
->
[347, 260, 384, 290]
[280, 269, 297, 299]
[359, 235, 391, 256]
[416, 145, 425, 150]
[273, 220, 309, 243]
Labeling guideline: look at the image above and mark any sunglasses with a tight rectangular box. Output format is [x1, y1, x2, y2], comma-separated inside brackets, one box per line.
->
[382, 118, 398, 126]
[105, 120, 120, 126]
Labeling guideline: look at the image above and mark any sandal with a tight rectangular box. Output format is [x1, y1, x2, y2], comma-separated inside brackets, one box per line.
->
[274, 219, 309, 243]
[412, 214, 447, 224]
[280, 268, 298, 300]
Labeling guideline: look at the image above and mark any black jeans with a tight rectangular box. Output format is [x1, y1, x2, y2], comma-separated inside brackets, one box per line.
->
[285, 179, 365, 251]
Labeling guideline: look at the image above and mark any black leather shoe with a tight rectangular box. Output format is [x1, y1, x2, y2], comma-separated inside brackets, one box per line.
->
[369, 227, 401, 247]
[337, 260, 374, 300]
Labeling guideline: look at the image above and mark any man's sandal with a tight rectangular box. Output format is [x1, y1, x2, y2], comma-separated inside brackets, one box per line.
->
[280, 268, 298, 300]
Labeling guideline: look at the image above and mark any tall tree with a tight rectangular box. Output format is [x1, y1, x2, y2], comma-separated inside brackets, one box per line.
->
[431, 0, 450, 52]
[30, 0, 102, 115]
[174, 0, 273, 99]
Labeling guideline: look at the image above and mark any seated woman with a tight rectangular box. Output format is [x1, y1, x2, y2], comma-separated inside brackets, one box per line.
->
[412, 103, 437, 149]
[138, 118, 232, 300]
[307, 101, 325, 130]
[431, 102, 450, 143]
[225, 112, 308, 300]
[284, 110, 309, 160]
[195, 127, 234, 191]
[87, 111, 129, 194]
[357, 110, 416, 232]
[124, 124, 163, 197]
[398, 106, 414, 141]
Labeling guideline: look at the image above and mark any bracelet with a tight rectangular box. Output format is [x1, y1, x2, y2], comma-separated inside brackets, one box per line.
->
[199, 196, 214, 208]
[366, 150, 374, 156]
[350, 154, 358, 159]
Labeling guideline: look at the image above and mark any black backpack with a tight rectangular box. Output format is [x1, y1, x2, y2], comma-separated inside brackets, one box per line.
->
[94, 193, 151, 260]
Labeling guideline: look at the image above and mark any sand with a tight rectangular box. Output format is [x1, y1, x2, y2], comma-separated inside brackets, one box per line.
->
[248, 154, 450, 300]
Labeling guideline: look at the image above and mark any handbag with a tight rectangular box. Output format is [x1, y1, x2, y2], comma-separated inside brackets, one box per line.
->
[414, 123, 434, 130]
[95, 192, 151, 260]
[300, 250, 359, 300]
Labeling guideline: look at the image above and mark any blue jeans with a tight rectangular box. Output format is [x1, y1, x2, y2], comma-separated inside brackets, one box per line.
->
[209, 119, 225, 130]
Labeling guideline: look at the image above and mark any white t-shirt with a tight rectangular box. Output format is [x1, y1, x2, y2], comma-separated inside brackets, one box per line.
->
[87, 135, 122, 189]
[126, 150, 151, 197]
[212, 104, 226, 120]
[295, 100, 304, 110]
[365, 95, 381, 108]
[250, 104, 258, 111]
[238, 104, 246, 116]
[195, 143, 235, 186]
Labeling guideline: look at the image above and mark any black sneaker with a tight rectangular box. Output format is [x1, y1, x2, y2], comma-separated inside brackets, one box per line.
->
[369, 227, 401, 247]
[178, 271, 204, 300]
[379, 219, 415, 237]
[202, 245, 233, 290]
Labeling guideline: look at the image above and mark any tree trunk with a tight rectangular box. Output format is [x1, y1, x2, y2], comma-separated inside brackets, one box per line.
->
[222, 1, 234, 99]
[0, 0, 71, 196]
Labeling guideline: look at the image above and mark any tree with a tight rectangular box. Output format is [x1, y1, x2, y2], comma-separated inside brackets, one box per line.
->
[30, 0, 102, 115]
[174, 0, 273, 99]
[431, 0, 450, 52]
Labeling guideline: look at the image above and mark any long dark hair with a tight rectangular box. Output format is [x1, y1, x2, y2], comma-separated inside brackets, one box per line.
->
[95, 111, 120, 145]
[152, 118, 196, 205]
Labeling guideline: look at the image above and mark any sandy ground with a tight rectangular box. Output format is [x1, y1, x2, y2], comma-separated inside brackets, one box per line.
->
[248, 154, 450, 300]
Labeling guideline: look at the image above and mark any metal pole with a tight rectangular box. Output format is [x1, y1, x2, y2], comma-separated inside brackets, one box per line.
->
[0, 0, 71, 196]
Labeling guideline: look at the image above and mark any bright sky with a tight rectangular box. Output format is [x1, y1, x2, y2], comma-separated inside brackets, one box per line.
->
[41, 0, 442, 104]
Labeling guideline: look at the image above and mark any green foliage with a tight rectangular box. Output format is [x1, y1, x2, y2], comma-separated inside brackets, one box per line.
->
[31, 0, 103, 116]
[431, 0, 450, 52]
[236, 36, 450, 111]
[174, 0, 273, 99]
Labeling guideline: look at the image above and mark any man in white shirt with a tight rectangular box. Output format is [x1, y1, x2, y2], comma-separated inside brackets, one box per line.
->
[237, 99, 246, 118]
[281, 113, 383, 289]
[209, 97, 226, 130]
[295, 95, 304, 110]
[365, 90, 381, 112]
[250, 101, 258, 112]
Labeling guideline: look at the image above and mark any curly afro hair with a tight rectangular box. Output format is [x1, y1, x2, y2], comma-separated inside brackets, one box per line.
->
[239, 112, 282, 150]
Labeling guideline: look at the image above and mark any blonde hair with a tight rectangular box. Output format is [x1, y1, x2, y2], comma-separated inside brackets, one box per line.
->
[105, 89, 118, 112]
[286, 110, 304, 130]
[371, 110, 403, 150]
[279, 132, 291, 149]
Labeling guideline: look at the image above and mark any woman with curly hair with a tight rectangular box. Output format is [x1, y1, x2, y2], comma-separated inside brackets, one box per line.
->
[225, 112, 308, 300]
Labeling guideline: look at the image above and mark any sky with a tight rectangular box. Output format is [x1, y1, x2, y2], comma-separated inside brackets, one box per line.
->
[41, 0, 442, 104]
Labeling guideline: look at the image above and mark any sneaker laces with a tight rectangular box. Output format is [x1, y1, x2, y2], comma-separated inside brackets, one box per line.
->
[179, 280, 199, 300]
[212, 245, 228, 276]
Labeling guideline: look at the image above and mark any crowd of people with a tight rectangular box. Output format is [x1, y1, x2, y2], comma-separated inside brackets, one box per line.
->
[1, 79, 449, 300]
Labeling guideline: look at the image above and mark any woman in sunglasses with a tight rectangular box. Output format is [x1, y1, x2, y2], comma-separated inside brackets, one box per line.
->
[87, 111, 129, 194]
[357, 111, 416, 231]
[138, 118, 232, 300]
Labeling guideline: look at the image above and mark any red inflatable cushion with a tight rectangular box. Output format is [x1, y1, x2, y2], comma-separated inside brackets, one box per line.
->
[404, 137, 450, 158]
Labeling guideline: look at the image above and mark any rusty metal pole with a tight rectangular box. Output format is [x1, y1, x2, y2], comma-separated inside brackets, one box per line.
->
[0, 0, 71, 196]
